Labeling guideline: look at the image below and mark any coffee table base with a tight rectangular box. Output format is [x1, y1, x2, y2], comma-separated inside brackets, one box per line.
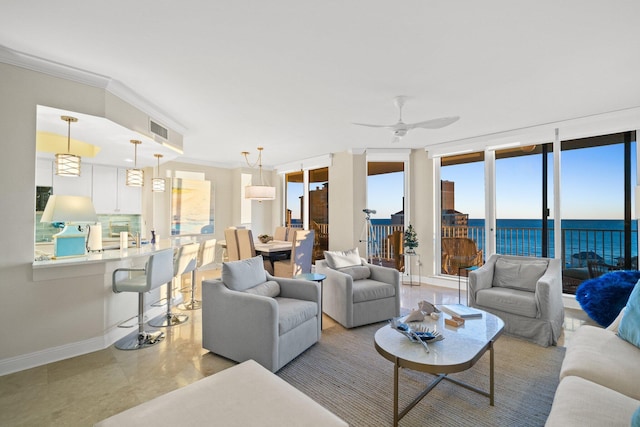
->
[392, 340, 495, 426]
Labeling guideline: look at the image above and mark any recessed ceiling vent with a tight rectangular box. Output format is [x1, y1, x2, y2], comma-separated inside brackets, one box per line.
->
[150, 119, 168, 140]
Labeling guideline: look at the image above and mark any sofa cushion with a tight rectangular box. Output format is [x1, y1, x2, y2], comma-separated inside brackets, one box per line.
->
[352, 279, 396, 303]
[545, 375, 640, 427]
[560, 325, 640, 400]
[245, 280, 280, 298]
[324, 248, 362, 269]
[338, 265, 370, 280]
[476, 287, 538, 318]
[492, 257, 547, 292]
[275, 298, 318, 335]
[222, 256, 267, 291]
[618, 280, 640, 349]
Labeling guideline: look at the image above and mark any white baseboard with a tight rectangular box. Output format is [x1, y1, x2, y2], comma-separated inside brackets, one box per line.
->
[0, 305, 166, 376]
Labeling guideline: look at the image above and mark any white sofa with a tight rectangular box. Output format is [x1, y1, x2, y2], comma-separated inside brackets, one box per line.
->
[546, 310, 640, 426]
[94, 359, 347, 427]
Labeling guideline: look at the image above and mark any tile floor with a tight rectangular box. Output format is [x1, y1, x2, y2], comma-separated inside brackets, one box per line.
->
[0, 272, 593, 426]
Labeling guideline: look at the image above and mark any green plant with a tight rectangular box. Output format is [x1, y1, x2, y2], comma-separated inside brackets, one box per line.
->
[404, 224, 418, 253]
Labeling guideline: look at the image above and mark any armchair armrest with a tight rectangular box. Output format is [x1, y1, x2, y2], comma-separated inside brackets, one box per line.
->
[271, 274, 320, 303]
[535, 258, 563, 321]
[367, 263, 401, 289]
[468, 254, 497, 306]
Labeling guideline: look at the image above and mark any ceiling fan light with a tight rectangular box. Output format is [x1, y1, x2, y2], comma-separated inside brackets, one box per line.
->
[55, 153, 81, 177]
[245, 185, 276, 201]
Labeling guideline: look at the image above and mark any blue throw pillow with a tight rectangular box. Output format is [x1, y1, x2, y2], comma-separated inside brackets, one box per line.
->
[632, 405, 640, 427]
[618, 279, 640, 349]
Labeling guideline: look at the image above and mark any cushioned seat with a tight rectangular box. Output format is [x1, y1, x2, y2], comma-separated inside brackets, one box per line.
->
[316, 248, 400, 329]
[469, 254, 564, 347]
[202, 255, 321, 372]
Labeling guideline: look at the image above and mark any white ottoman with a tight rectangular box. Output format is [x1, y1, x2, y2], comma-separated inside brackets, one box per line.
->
[95, 359, 347, 427]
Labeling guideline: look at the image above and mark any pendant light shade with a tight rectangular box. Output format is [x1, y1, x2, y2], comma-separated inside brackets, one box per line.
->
[126, 140, 144, 187]
[152, 153, 165, 192]
[55, 116, 81, 177]
[242, 147, 276, 201]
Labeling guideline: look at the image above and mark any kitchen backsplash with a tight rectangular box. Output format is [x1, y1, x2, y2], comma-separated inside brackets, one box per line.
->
[35, 213, 142, 243]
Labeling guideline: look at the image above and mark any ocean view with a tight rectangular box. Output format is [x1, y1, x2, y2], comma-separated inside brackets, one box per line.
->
[372, 218, 638, 267]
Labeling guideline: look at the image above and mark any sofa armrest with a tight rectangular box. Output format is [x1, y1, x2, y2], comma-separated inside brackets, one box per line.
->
[271, 273, 320, 303]
[534, 258, 563, 320]
[468, 254, 497, 305]
[367, 263, 401, 288]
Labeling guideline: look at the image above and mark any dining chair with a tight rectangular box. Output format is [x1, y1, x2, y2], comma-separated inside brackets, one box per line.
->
[237, 228, 274, 274]
[274, 229, 315, 278]
[286, 227, 296, 242]
[274, 226, 287, 241]
[224, 228, 240, 261]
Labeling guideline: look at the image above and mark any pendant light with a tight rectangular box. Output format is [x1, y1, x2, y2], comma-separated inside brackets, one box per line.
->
[242, 146, 276, 201]
[152, 153, 165, 192]
[126, 140, 144, 187]
[55, 116, 81, 177]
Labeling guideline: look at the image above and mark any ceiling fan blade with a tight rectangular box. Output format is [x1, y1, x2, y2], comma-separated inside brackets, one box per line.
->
[406, 116, 460, 130]
[352, 122, 397, 129]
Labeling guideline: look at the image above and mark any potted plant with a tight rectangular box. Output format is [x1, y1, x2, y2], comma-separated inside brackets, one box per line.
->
[404, 224, 418, 254]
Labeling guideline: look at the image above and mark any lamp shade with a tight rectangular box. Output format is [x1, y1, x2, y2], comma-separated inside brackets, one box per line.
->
[55, 153, 81, 177]
[152, 177, 166, 192]
[245, 185, 276, 201]
[126, 169, 144, 187]
[40, 195, 97, 223]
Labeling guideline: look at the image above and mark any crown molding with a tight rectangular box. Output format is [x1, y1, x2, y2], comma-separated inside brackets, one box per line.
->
[0, 45, 187, 135]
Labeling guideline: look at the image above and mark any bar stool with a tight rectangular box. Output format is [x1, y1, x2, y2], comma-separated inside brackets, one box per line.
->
[112, 249, 174, 350]
[179, 238, 217, 310]
[149, 242, 200, 327]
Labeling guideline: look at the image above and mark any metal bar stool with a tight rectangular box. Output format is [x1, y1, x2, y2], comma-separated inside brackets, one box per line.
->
[179, 238, 217, 310]
[112, 248, 174, 350]
[149, 242, 200, 327]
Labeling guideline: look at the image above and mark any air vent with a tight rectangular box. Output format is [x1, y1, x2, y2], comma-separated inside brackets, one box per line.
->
[150, 120, 168, 140]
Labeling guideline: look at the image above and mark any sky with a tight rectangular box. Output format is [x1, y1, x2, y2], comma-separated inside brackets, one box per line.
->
[286, 142, 637, 221]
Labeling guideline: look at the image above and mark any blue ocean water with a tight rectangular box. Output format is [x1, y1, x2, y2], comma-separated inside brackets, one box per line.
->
[371, 218, 638, 266]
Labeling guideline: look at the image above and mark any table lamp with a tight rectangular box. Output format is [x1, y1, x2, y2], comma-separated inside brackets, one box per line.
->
[40, 195, 98, 258]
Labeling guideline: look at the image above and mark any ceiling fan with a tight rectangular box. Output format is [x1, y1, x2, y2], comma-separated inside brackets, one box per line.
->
[353, 96, 460, 143]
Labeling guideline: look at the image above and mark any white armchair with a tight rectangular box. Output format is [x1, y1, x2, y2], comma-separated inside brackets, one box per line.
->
[202, 256, 321, 372]
[469, 254, 564, 347]
[316, 248, 400, 329]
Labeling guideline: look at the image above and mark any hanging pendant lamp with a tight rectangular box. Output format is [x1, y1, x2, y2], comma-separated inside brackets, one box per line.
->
[126, 140, 144, 187]
[55, 116, 81, 177]
[152, 153, 165, 192]
[242, 146, 276, 201]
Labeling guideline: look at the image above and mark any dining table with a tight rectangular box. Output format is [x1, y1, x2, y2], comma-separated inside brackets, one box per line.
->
[254, 240, 292, 268]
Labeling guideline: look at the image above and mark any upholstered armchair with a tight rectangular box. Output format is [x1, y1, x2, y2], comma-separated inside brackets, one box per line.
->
[315, 248, 401, 329]
[468, 254, 564, 347]
[202, 256, 321, 372]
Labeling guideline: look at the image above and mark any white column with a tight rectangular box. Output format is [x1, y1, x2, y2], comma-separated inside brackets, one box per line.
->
[553, 128, 562, 261]
[484, 149, 496, 256]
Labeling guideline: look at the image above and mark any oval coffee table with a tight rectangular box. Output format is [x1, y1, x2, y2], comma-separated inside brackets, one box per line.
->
[374, 309, 504, 426]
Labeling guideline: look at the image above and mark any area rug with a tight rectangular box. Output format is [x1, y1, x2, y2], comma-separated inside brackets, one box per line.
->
[277, 322, 565, 427]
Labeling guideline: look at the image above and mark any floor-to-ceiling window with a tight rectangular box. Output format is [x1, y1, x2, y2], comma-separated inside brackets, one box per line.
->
[560, 132, 637, 293]
[309, 167, 329, 260]
[285, 171, 303, 228]
[366, 161, 404, 267]
[440, 152, 485, 275]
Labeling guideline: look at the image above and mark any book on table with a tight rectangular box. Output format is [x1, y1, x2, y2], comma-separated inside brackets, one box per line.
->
[440, 304, 483, 319]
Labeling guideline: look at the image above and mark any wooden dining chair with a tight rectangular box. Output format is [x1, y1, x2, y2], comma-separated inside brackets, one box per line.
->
[274, 229, 315, 278]
[224, 228, 240, 261]
[286, 227, 296, 242]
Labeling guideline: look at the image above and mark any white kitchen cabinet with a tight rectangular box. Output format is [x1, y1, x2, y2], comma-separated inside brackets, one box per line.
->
[53, 163, 92, 197]
[36, 158, 53, 187]
[117, 168, 141, 214]
[91, 165, 118, 213]
[91, 165, 141, 214]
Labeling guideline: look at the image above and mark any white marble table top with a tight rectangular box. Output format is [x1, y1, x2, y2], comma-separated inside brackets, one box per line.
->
[374, 308, 504, 373]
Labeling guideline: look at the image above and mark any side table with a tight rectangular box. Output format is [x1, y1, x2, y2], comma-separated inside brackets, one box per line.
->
[294, 272, 326, 328]
[403, 253, 421, 287]
[457, 265, 478, 304]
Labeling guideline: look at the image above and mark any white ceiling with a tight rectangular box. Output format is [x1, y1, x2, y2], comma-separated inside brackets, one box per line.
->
[2, 1, 640, 168]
